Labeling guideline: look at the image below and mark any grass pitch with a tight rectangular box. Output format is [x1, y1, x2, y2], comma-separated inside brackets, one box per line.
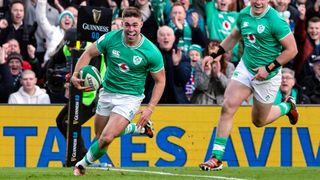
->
[0, 167, 319, 180]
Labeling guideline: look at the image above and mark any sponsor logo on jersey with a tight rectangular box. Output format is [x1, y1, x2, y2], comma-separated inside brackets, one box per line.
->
[257, 25, 265, 33]
[223, 20, 231, 31]
[112, 50, 120, 57]
[248, 33, 256, 43]
[133, 55, 142, 65]
[242, 22, 249, 28]
[118, 63, 130, 72]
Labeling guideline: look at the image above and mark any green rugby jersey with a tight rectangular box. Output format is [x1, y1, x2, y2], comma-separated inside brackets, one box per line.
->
[96, 29, 164, 96]
[236, 5, 291, 78]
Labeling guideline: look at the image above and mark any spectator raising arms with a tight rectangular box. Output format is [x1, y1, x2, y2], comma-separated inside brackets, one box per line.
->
[36, 0, 75, 65]
[0, 0, 37, 60]
[146, 25, 191, 104]
[191, 40, 234, 105]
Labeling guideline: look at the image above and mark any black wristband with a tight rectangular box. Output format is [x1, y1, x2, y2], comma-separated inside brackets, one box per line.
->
[265, 59, 281, 73]
[210, 45, 225, 59]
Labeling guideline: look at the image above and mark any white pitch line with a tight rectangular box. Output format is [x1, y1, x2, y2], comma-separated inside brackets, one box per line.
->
[91, 167, 247, 180]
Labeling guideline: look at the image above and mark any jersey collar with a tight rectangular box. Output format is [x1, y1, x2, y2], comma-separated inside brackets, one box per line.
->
[250, 5, 270, 19]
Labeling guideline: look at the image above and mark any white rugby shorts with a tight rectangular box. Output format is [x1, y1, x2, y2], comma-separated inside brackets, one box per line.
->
[231, 60, 281, 104]
[96, 89, 144, 121]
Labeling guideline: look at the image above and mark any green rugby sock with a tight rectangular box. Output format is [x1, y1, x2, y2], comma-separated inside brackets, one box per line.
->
[212, 137, 228, 161]
[78, 140, 106, 167]
[118, 123, 141, 137]
[278, 102, 291, 116]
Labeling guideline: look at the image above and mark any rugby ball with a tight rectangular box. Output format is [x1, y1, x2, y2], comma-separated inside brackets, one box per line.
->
[79, 65, 102, 91]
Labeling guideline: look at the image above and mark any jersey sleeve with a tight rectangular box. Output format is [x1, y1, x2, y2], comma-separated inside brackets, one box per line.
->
[148, 46, 164, 73]
[96, 30, 117, 54]
[271, 13, 291, 40]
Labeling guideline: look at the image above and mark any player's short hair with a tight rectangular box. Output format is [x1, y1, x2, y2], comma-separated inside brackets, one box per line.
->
[122, 7, 142, 19]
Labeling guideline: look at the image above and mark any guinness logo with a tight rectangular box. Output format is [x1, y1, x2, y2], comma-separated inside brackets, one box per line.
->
[92, 9, 101, 24]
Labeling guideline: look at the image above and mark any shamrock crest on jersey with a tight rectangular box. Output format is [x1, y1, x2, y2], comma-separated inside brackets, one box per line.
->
[133, 55, 142, 65]
[257, 25, 265, 34]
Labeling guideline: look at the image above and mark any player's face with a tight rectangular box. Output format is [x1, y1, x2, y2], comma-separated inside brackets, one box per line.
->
[123, 17, 143, 45]
[250, 0, 269, 16]
[11, 3, 24, 25]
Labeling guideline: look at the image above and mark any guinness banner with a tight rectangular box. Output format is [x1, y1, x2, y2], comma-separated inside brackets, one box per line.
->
[77, 6, 112, 42]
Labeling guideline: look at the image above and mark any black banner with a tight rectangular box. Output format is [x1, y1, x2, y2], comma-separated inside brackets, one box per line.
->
[77, 6, 112, 42]
[66, 50, 84, 167]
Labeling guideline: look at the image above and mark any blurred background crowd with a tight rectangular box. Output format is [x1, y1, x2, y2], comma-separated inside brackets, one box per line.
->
[0, 0, 320, 105]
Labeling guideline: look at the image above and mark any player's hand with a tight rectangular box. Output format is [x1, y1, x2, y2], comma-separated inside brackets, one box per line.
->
[136, 108, 152, 129]
[70, 73, 92, 91]
[202, 56, 214, 72]
[252, 66, 269, 81]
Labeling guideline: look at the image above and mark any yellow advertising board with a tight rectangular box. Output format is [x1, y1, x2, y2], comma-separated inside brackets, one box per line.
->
[0, 105, 319, 167]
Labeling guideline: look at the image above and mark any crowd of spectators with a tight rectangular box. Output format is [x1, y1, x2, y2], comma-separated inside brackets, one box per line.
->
[0, 0, 320, 104]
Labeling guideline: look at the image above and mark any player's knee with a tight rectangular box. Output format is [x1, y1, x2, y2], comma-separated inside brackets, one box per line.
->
[221, 99, 238, 115]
